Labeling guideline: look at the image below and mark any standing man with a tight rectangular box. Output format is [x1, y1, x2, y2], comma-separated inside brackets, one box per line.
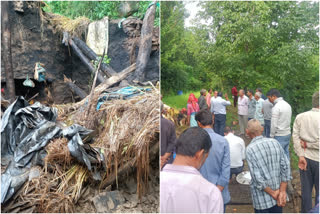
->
[160, 127, 224, 213]
[224, 126, 245, 180]
[238, 89, 249, 137]
[206, 88, 213, 108]
[232, 85, 238, 107]
[254, 92, 265, 126]
[292, 91, 319, 213]
[160, 102, 176, 169]
[247, 90, 256, 121]
[246, 119, 291, 213]
[267, 89, 292, 159]
[211, 92, 231, 136]
[198, 89, 208, 110]
[256, 88, 267, 100]
[262, 95, 273, 137]
[196, 110, 231, 212]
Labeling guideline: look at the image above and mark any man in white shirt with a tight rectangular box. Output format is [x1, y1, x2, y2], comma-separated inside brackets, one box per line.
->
[238, 89, 249, 136]
[224, 126, 246, 180]
[267, 89, 292, 160]
[254, 92, 265, 126]
[211, 92, 231, 136]
[161, 127, 223, 213]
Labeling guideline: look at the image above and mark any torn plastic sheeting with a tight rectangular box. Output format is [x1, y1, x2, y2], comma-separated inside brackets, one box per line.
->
[1, 97, 29, 156]
[96, 86, 152, 110]
[15, 102, 57, 128]
[1, 159, 30, 204]
[67, 133, 105, 181]
[62, 124, 93, 139]
[14, 121, 61, 167]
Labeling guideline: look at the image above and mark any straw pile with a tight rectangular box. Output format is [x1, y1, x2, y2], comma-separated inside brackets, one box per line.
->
[44, 13, 90, 38]
[52, 84, 160, 199]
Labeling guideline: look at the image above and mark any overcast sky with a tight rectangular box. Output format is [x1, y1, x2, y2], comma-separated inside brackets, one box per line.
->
[184, 1, 201, 28]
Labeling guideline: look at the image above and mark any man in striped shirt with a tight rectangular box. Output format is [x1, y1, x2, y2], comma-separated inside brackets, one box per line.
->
[246, 119, 291, 213]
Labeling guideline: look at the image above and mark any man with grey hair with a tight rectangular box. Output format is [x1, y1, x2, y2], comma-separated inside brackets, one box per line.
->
[254, 92, 265, 126]
[198, 89, 208, 110]
[292, 91, 319, 213]
[246, 119, 291, 213]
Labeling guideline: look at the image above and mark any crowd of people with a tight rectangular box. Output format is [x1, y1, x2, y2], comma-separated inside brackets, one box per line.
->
[161, 88, 319, 213]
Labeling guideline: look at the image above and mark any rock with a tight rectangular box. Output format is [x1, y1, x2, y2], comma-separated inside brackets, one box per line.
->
[92, 190, 125, 213]
[86, 17, 109, 56]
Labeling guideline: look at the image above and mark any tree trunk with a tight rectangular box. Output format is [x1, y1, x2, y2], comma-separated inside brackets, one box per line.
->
[65, 82, 88, 100]
[134, 3, 156, 82]
[72, 37, 116, 77]
[1, 1, 16, 101]
[68, 39, 105, 84]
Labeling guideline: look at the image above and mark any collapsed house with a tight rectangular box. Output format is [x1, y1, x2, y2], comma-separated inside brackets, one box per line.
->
[1, 1, 159, 213]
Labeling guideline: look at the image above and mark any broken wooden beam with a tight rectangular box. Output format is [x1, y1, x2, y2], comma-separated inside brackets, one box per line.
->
[135, 3, 156, 82]
[73, 37, 116, 77]
[68, 39, 105, 84]
[64, 76, 88, 100]
[1, 1, 16, 101]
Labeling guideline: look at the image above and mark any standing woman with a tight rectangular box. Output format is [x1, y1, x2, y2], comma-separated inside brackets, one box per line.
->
[187, 93, 200, 127]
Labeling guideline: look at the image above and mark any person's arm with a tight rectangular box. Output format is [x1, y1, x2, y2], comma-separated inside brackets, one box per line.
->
[270, 106, 280, 138]
[292, 115, 305, 157]
[303, 140, 319, 150]
[223, 94, 231, 106]
[209, 187, 224, 213]
[217, 140, 231, 192]
[264, 187, 280, 200]
[210, 99, 214, 113]
[277, 182, 288, 207]
[241, 139, 246, 160]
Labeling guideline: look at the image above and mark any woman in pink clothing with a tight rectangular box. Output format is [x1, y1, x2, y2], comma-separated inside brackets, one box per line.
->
[187, 93, 200, 127]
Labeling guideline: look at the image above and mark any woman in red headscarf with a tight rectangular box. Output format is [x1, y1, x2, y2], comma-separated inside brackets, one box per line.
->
[187, 93, 200, 127]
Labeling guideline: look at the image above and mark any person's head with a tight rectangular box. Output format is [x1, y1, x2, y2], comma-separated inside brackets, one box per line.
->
[214, 90, 218, 98]
[188, 93, 197, 103]
[246, 119, 264, 139]
[195, 110, 213, 128]
[256, 88, 263, 93]
[254, 92, 261, 101]
[224, 126, 233, 136]
[239, 89, 245, 97]
[266, 89, 282, 103]
[218, 92, 222, 97]
[247, 89, 254, 97]
[175, 127, 212, 169]
[200, 89, 207, 96]
[312, 91, 319, 108]
[208, 89, 213, 94]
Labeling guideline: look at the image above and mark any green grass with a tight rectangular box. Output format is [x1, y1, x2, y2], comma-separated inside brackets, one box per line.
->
[162, 91, 200, 109]
[289, 140, 299, 170]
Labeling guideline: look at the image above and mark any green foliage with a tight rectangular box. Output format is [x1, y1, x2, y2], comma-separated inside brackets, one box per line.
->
[91, 55, 111, 69]
[161, 1, 319, 118]
[43, 1, 159, 25]
[162, 91, 200, 109]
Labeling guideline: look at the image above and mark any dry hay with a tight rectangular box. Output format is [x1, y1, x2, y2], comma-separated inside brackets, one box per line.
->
[2, 170, 74, 213]
[54, 85, 160, 198]
[43, 13, 90, 38]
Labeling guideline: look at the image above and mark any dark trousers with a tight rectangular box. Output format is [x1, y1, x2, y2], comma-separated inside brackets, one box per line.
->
[300, 158, 319, 213]
[264, 119, 271, 137]
[233, 95, 238, 107]
[214, 114, 226, 136]
[254, 205, 282, 213]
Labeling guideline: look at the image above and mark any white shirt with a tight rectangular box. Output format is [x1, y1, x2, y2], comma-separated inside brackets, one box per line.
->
[224, 133, 246, 168]
[238, 95, 249, 115]
[210, 96, 231, 115]
[254, 98, 265, 125]
[160, 164, 223, 213]
[271, 97, 292, 137]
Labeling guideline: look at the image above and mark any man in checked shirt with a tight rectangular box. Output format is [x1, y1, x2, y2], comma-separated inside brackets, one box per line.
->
[246, 119, 291, 213]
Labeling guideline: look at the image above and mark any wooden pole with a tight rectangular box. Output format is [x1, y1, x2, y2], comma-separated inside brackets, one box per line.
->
[68, 39, 105, 84]
[134, 2, 156, 82]
[1, 1, 16, 102]
[72, 37, 116, 77]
